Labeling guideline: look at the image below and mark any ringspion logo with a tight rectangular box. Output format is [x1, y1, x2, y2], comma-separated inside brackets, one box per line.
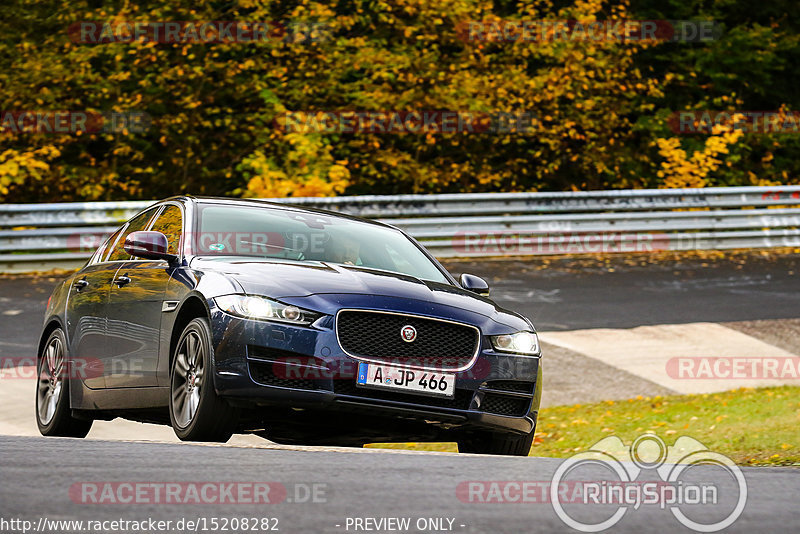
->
[550, 435, 747, 532]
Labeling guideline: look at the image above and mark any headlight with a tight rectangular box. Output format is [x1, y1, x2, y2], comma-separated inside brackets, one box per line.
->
[490, 331, 540, 355]
[214, 294, 319, 325]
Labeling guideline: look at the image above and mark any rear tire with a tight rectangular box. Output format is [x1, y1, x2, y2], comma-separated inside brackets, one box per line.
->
[35, 328, 92, 438]
[457, 430, 534, 456]
[169, 318, 239, 442]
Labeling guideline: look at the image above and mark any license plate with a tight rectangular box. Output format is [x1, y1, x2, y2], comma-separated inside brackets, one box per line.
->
[356, 362, 456, 398]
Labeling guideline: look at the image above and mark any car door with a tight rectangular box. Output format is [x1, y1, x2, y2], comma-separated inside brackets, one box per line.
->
[97, 206, 161, 387]
[103, 204, 182, 388]
[64, 231, 122, 390]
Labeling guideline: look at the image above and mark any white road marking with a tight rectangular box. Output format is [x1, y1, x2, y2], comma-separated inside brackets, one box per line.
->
[0, 341, 35, 348]
[540, 322, 800, 394]
[492, 288, 562, 303]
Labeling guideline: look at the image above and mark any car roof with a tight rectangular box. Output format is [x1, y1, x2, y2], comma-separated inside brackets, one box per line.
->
[161, 195, 396, 230]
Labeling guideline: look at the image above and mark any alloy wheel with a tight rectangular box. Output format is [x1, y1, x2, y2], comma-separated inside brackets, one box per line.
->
[171, 331, 205, 428]
[37, 336, 64, 426]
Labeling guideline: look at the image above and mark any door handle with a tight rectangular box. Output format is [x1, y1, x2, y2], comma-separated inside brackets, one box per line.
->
[74, 279, 89, 292]
[114, 275, 132, 287]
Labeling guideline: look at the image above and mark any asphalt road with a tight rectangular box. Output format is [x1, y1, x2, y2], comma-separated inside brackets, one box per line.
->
[442, 252, 800, 330]
[0, 436, 796, 534]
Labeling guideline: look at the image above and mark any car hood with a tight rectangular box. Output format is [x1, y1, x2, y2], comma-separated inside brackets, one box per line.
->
[191, 257, 531, 330]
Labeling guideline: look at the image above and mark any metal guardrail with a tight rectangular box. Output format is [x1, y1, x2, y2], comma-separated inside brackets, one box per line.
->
[1, 185, 799, 272]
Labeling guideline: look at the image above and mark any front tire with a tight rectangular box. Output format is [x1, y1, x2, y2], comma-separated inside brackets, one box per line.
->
[36, 328, 92, 438]
[457, 430, 534, 456]
[169, 318, 238, 442]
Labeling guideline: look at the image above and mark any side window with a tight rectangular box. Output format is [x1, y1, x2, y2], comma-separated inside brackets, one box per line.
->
[150, 205, 183, 255]
[106, 208, 158, 262]
[92, 227, 122, 264]
[101, 227, 126, 262]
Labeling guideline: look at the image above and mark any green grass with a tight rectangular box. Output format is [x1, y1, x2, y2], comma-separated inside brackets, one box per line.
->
[365, 386, 800, 466]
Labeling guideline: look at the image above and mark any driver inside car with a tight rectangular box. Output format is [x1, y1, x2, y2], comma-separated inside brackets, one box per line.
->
[327, 233, 360, 265]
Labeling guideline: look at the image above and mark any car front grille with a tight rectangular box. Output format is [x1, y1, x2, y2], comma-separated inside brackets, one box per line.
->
[481, 393, 531, 417]
[336, 310, 479, 370]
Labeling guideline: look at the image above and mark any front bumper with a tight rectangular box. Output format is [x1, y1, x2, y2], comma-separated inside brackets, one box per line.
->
[210, 310, 542, 437]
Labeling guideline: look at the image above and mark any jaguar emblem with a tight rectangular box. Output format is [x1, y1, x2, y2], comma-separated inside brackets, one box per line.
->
[401, 325, 417, 342]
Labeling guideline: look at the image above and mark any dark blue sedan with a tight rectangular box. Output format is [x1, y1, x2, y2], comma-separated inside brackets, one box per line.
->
[36, 196, 542, 455]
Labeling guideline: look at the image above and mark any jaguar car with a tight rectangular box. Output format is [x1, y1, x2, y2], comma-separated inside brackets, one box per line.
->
[35, 196, 542, 455]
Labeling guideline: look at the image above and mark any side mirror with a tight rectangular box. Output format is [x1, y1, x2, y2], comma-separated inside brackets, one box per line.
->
[460, 273, 490, 297]
[124, 231, 177, 263]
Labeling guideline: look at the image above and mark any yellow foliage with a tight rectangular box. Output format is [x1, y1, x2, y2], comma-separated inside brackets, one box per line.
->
[0, 146, 61, 198]
[656, 119, 744, 189]
[241, 133, 350, 198]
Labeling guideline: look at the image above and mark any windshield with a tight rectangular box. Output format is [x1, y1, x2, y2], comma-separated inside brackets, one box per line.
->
[194, 203, 449, 283]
